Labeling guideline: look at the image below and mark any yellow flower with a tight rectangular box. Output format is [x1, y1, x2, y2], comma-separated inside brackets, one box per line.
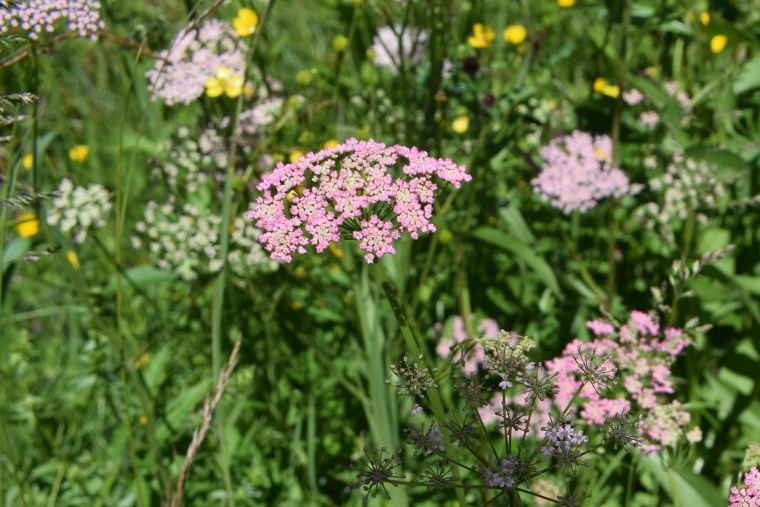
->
[468, 23, 495, 49]
[22, 153, 33, 170]
[593, 78, 620, 98]
[133, 352, 149, 369]
[139, 415, 148, 425]
[205, 66, 244, 98]
[644, 66, 657, 77]
[289, 150, 305, 163]
[16, 213, 39, 237]
[233, 8, 258, 37]
[503, 24, 527, 46]
[322, 139, 338, 149]
[710, 34, 728, 54]
[67, 250, 80, 269]
[451, 115, 469, 133]
[699, 12, 710, 27]
[243, 82, 255, 98]
[69, 145, 89, 163]
[329, 244, 343, 258]
[332, 35, 349, 52]
[557, 0, 575, 7]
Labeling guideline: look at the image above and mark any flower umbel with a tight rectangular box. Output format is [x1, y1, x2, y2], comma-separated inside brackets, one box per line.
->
[345, 448, 405, 502]
[246, 138, 471, 263]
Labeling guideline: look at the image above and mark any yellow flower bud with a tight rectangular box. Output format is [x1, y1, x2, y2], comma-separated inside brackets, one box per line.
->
[332, 35, 349, 52]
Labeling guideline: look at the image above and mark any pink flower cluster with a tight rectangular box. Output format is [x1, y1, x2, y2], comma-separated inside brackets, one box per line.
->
[0, 0, 104, 40]
[545, 310, 693, 453]
[532, 131, 630, 214]
[729, 467, 760, 507]
[246, 138, 471, 263]
[145, 20, 244, 106]
[436, 316, 500, 375]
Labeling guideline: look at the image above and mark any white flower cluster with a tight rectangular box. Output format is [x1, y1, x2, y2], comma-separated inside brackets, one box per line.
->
[133, 200, 277, 282]
[227, 215, 279, 286]
[636, 152, 724, 239]
[369, 25, 428, 73]
[46, 178, 111, 243]
[153, 126, 225, 193]
[134, 200, 222, 281]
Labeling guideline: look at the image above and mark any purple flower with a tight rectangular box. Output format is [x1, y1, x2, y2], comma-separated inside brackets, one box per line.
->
[246, 138, 471, 263]
[532, 131, 631, 214]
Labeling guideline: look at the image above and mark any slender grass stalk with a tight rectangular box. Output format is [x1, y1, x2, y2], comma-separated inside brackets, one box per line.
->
[606, 0, 630, 311]
[115, 40, 148, 507]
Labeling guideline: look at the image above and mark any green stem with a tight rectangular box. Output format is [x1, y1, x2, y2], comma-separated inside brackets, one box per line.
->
[379, 272, 467, 507]
[115, 41, 147, 507]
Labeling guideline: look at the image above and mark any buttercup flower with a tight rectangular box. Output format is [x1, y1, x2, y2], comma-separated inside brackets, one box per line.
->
[469, 23, 495, 49]
[557, 0, 575, 7]
[67, 250, 80, 269]
[16, 213, 40, 237]
[233, 7, 258, 37]
[69, 145, 89, 163]
[145, 20, 244, 105]
[593, 78, 620, 98]
[503, 25, 527, 46]
[246, 138, 471, 263]
[710, 34, 728, 54]
[451, 115, 469, 133]
[699, 12, 710, 27]
[205, 66, 244, 98]
[22, 153, 33, 170]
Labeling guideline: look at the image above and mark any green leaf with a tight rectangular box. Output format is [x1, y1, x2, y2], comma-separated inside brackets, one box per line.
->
[471, 226, 560, 294]
[733, 55, 760, 95]
[2, 236, 32, 269]
[104, 264, 177, 292]
[166, 379, 212, 428]
[639, 455, 724, 507]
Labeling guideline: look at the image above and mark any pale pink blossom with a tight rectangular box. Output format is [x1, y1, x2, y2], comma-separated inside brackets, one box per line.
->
[247, 138, 470, 263]
[532, 131, 631, 214]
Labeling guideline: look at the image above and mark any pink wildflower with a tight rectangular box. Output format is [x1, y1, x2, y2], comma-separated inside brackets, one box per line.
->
[545, 310, 693, 451]
[0, 0, 104, 40]
[146, 20, 245, 106]
[532, 131, 631, 214]
[436, 316, 499, 375]
[728, 467, 760, 507]
[622, 88, 644, 105]
[247, 138, 471, 263]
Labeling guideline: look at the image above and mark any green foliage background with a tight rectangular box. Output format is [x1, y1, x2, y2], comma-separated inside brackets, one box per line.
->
[1, 0, 759, 505]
